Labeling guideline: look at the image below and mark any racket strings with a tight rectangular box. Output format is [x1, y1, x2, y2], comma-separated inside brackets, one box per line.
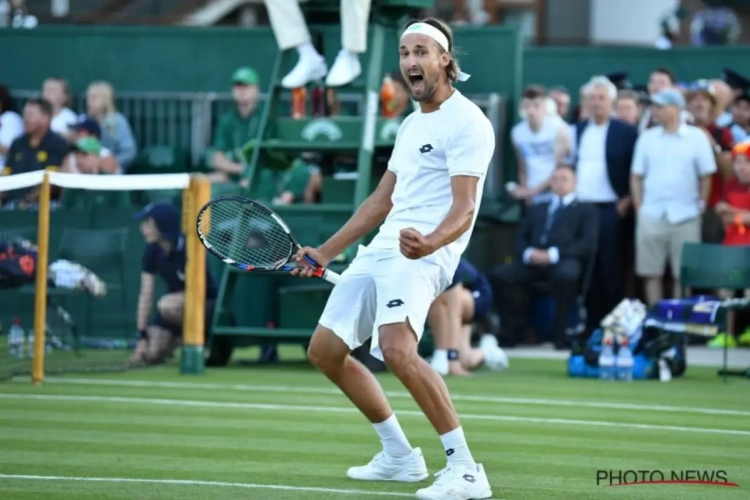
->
[202, 201, 293, 269]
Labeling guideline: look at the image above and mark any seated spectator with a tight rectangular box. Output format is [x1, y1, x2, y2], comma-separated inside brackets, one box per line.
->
[491, 165, 598, 349]
[510, 84, 571, 205]
[264, 0, 371, 88]
[66, 137, 111, 175]
[85, 81, 137, 172]
[631, 89, 716, 305]
[686, 84, 734, 243]
[129, 202, 218, 366]
[208, 67, 260, 185]
[615, 90, 642, 125]
[254, 157, 319, 205]
[42, 77, 77, 137]
[712, 142, 750, 348]
[0, 85, 23, 173]
[1, 98, 68, 208]
[428, 258, 508, 376]
[62, 116, 120, 174]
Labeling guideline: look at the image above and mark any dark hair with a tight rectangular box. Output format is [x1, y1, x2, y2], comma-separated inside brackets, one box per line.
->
[0, 85, 16, 114]
[522, 84, 547, 100]
[404, 17, 461, 83]
[651, 67, 676, 84]
[25, 97, 54, 117]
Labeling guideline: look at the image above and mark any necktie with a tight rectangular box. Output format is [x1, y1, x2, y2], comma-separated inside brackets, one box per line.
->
[541, 198, 563, 244]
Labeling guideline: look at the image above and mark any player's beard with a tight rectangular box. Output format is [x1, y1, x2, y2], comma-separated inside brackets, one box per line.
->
[410, 78, 437, 102]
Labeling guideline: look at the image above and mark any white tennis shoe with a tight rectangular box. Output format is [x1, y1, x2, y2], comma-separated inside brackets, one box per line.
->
[416, 463, 493, 500]
[346, 447, 428, 482]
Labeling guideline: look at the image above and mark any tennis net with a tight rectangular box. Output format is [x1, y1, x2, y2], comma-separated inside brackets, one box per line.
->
[0, 171, 210, 382]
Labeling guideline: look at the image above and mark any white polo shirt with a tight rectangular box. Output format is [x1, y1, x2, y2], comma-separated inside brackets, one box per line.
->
[631, 124, 717, 223]
[368, 90, 496, 280]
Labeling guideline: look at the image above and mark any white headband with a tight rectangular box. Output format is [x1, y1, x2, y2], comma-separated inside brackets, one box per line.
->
[400, 23, 471, 82]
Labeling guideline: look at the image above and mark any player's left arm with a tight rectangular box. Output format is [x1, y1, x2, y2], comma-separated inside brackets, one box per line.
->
[427, 120, 494, 250]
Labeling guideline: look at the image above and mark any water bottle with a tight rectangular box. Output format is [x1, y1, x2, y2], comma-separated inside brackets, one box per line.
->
[616, 344, 634, 382]
[9, 318, 25, 359]
[598, 343, 616, 380]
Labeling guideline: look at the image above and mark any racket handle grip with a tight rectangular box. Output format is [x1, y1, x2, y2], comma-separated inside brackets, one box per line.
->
[318, 268, 340, 285]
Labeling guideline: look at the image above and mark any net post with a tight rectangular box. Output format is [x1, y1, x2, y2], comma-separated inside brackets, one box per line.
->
[32, 172, 51, 384]
[181, 174, 210, 374]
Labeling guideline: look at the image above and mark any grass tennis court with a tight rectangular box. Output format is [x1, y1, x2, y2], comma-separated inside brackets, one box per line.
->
[1, 349, 749, 500]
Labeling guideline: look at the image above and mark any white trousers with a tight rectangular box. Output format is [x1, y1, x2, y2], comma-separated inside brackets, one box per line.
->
[264, 0, 371, 53]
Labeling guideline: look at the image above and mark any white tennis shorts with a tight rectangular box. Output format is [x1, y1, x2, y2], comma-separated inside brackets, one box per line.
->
[318, 246, 449, 360]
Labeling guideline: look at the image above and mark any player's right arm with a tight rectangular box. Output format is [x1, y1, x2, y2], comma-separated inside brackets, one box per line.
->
[293, 170, 397, 273]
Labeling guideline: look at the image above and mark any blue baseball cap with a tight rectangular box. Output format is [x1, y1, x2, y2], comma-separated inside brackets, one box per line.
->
[651, 89, 685, 109]
[68, 115, 102, 138]
[134, 202, 181, 244]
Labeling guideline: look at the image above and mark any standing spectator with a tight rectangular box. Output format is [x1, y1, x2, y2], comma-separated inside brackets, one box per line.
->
[42, 77, 77, 137]
[573, 76, 638, 332]
[548, 86, 571, 122]
[686, 84, 734, 243]
[639, 67, 678, 132]
[729, 91, 750, 144]
[630, 89, 717, 305]
[690, 0, 741, 47]
[208, 67, 261, 186]
[264, 0, 371, 88]
[85, 81, 137, 172]
[615, 90, 641, 126]
[1, 98, 68, 207]
[0, 85, 23, 174]
[510, 84, 571, 205]
[571, 84, 592, 123]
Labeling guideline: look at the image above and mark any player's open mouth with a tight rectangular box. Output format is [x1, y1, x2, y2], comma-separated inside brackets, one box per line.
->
[409, 74, 424, 92]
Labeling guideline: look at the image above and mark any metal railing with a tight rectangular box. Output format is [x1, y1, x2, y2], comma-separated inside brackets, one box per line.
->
[12, 90, 506, 197]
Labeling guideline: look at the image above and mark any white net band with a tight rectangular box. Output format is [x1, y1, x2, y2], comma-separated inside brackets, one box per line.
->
[0, 172, 191, 191]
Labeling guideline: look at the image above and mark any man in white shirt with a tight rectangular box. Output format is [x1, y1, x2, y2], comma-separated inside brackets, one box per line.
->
[631, 89, 717, 305]
[293, 18, 494, 500]
[573, 76, 638, 333]
[510, 84, 571, 205]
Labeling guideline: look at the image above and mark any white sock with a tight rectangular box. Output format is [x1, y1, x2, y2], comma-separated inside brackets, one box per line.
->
[297, 42, 320, 61]
[440, 426, 475, 468]
[372, 414, 412, 457]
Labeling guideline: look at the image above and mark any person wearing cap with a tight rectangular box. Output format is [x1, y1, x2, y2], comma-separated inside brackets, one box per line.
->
[62, 115, 120, 174]
[264, 0, 371, 88]
[631, 89, 717, 306]
[208, 67, 261, 186]
[639, 67, 693, 133]
[686, 83, 734, 244]
[729, 90, 750, 144]
[129, 202, 218, 366]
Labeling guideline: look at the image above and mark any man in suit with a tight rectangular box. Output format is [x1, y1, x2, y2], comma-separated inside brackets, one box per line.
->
[490, 165, 599, 349]
[573, 76, 638, 332]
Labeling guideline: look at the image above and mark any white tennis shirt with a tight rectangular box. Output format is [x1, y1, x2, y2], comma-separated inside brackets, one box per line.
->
[368, 89, 496, 280]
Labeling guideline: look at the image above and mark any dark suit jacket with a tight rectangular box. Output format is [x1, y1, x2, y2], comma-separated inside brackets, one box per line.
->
[575, 118, 638, 199]
[514, 200, 599, 263]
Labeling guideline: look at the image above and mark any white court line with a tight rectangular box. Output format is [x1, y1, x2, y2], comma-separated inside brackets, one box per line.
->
[0, 474, 413, 497]
[2, 393, 749, 437]
[31, 376, 750, 418]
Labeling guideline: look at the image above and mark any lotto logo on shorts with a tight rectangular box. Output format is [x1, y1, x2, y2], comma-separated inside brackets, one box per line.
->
[386, 299, 404, 308]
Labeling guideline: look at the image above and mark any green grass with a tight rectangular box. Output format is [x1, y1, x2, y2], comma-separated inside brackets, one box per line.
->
[1, 348, 749, 499]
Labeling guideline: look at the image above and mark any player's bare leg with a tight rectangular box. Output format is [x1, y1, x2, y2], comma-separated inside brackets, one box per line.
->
[427, 287, 470, 376]
[307, 325, 428, 482]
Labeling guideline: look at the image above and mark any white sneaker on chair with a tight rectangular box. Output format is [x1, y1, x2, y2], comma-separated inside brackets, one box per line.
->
[347, 447, 428, 482]
[416, 463, 493, 500]
[281, 55, 328, 89]
[325, 49, 361, 87]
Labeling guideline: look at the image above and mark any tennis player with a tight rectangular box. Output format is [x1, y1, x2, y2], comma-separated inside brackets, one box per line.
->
[293, 18, 495, 500]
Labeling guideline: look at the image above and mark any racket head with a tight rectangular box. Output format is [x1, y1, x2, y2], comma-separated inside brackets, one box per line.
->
[196, 196, 298, 272]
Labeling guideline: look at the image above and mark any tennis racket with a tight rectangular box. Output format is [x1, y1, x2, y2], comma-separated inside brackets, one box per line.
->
[196, 196, 340, 285]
